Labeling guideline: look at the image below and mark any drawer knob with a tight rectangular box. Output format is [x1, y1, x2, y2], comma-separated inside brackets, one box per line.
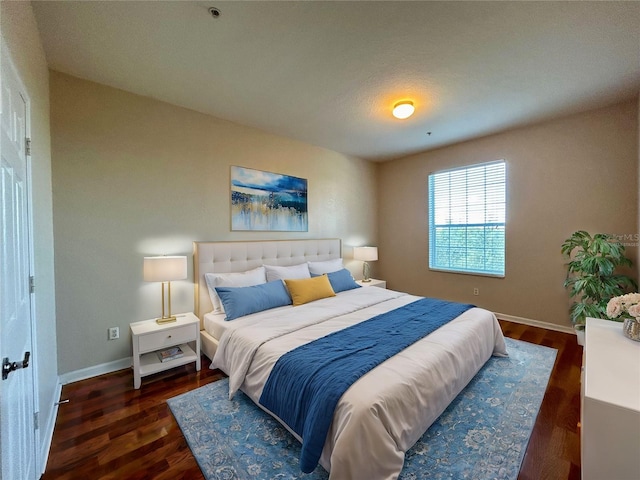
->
[167, 335, 172, 339]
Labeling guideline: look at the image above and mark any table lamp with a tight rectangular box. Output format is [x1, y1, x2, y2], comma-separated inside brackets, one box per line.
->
[143, 256, 188, 324]
[353, 246, 378, 282]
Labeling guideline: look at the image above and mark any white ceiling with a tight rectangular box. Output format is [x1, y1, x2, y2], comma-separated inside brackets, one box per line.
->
[32, 1, 640, 161]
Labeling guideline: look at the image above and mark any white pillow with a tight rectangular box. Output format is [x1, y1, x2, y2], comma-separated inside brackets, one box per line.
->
[205, 266, 267, 313]
[264, 263, 311, 282]
[308, 258, 343, 275]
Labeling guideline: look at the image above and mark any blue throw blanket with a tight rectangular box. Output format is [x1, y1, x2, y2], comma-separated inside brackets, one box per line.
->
[259, 297, 475, 473]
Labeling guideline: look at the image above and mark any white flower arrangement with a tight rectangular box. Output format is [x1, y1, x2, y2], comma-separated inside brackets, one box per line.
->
[606, 293, 640, 320]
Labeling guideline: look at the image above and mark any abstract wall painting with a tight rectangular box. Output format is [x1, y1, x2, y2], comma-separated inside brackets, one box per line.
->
[230, 166, 308, 231]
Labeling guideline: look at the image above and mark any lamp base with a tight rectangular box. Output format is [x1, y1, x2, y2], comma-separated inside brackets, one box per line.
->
[362, 261, 371, 283]
[156, 316, 177, 324]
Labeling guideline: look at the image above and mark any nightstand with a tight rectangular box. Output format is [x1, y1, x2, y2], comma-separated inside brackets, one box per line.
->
[130, 312, 201, 389]
[356, 278, 386, 288]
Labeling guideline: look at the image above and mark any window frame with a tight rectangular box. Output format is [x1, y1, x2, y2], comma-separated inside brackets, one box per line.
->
[427, 160, 506, 278]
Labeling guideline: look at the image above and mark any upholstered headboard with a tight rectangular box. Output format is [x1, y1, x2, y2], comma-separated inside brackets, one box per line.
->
[193, 239, 342, 327]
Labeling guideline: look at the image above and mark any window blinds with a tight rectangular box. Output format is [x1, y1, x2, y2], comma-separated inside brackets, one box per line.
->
[428, 160, 506, 276]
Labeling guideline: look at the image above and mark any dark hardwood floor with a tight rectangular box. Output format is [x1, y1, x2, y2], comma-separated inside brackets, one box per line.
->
[499, 321, 583, 480]
[42, 320, 582, 479]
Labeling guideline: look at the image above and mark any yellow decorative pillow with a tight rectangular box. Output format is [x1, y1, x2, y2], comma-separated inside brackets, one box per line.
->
[284, 275, 336, 306]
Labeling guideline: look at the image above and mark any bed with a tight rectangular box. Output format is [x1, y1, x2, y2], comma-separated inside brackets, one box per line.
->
[193, 239, 507, 480]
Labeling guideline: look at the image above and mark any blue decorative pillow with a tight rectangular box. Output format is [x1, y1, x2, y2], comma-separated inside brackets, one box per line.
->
[313, 268, 361, 293]
[215, 281, 292, 321]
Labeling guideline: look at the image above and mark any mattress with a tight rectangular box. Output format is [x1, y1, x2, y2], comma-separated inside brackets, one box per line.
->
[203, 312, 227, 340]
[213, 287, 507, 479]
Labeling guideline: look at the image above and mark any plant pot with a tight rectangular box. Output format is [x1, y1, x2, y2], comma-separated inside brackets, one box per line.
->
[622, 318, 640, 342]
[575, 325, 585, 346]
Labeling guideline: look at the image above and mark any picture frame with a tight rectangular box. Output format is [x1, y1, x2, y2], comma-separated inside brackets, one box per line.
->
[230, 166, 308, 232]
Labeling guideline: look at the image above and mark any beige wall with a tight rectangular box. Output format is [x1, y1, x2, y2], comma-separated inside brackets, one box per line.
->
[50, 72, 378, 375]
[378, 100, 639, 329]
[1, 0, 58, 471]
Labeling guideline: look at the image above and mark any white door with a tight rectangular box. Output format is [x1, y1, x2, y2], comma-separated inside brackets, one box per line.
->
[0, 42, 38, 480]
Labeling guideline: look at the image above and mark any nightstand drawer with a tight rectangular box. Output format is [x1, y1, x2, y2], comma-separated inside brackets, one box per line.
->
[137, 324, 194, 352]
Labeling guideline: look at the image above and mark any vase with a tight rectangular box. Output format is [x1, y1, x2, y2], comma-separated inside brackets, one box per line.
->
[574, 325, 585, 346]
[622, 318, 640, 342]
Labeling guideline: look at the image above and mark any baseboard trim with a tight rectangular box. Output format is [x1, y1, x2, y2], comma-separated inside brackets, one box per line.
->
[39, 380, 62, 475]
[57, 316, 574, 384]
[495, 312, 575, 335]
[58, 315, 575, 385]
[59, 357, 131, 385]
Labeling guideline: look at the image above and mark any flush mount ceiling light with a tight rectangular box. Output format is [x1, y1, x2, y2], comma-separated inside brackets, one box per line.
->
[392, 101, 415, 119]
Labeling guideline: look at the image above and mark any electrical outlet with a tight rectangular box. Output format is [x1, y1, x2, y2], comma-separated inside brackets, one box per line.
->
[473, 288, 479, 296]
[108, 327, 119, 340]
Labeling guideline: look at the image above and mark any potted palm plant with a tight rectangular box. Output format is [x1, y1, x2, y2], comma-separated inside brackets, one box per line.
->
[561, 230, 637, 345]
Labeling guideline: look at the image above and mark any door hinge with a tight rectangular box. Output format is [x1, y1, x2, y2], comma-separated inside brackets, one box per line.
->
[34, 412, 39, 430]
[29, 276, 35, 294]
[25, 137, 31, 156]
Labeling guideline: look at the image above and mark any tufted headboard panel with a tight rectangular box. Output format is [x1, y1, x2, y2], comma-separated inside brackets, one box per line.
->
[193, 239, 341, 326]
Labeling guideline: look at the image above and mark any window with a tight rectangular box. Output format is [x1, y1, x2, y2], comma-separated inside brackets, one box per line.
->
[428, 160, 506, 277]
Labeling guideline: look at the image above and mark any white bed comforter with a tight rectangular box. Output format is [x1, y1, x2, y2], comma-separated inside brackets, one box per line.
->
[212, 287, 507, 480]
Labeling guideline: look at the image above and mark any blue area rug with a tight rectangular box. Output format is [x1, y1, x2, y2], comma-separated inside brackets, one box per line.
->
[167, 338, 556, 480]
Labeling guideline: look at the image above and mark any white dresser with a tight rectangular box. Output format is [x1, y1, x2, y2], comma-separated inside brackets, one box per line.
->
[581, 317, 640, 480]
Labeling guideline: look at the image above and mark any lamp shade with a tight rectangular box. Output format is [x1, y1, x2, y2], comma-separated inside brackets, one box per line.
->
[353, 246, 378, 262]
[143, 256, 188, 282]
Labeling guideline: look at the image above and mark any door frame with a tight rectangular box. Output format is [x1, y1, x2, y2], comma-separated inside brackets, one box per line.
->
[0, 37, 41, 478]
